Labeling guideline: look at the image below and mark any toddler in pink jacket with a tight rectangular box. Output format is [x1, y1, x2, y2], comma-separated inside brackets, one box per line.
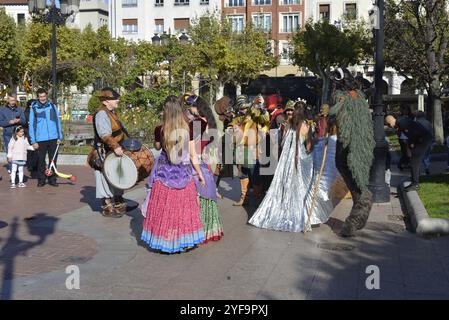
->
[7, 126, 36, 188]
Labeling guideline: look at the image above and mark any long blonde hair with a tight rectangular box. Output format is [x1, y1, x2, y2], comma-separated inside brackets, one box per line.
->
[162, 96, 189, 163]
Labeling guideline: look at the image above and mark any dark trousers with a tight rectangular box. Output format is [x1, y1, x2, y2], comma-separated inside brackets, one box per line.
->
[399, 139, 410, 168]
[336, 141, 373, 230]
[3, 134, 12, 171]
[410, 139, 432, 184]
[37, 139, 58, 183]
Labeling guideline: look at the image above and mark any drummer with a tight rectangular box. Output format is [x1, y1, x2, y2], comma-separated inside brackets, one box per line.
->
[87, 87, 126, 218]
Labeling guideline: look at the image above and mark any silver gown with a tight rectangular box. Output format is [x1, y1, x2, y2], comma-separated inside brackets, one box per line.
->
[249, 131, 343, 233]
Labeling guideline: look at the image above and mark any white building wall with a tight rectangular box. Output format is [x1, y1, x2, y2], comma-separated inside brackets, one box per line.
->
[0, 4, 30, 25]
[305, 0, 373, 24]
[73, 0, 109, 31]
[109, 0, 221, 41]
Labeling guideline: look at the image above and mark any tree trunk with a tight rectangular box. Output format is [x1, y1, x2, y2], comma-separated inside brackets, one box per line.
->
[430, 77, 444, 144]
[321, 75, 330, 104]
[215, 82, 224, 101]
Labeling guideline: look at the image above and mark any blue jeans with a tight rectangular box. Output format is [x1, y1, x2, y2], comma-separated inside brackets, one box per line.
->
[421, 143, 433, 170]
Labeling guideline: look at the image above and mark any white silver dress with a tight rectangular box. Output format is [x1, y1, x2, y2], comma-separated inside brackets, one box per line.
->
[249, 131, 342, 233]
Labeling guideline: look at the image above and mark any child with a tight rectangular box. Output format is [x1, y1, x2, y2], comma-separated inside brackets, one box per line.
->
[7, 126, 35, 188]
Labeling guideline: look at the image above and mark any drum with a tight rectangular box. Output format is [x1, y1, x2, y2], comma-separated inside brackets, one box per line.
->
[103, 146, 154, 190]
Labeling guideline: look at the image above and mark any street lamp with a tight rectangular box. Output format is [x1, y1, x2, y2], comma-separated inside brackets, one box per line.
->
[368, 0, 390, 203]
[179, 31, 189, 44]
[28, 0, 80, 104]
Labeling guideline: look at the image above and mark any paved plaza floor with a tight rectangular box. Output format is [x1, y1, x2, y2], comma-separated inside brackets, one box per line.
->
[0, 162, 448, 300]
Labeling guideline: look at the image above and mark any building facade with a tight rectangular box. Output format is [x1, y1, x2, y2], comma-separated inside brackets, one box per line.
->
[73, 0, 109, 31]
[109, 0, 221, 42]
[304, 0, 372, 25]
[221, 0, 305, 76]
[0, 0, 29, 25]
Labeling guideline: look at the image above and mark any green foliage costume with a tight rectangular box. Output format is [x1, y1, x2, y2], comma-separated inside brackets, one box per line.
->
[330, 88, 375, 237]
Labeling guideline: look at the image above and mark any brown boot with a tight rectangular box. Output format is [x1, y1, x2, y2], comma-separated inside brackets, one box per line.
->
[101, 198, 122, 218]
[233, 178, 250, 206]
[113, 195, 126, 216]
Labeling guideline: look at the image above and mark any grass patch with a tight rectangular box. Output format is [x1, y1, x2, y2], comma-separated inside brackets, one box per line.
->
[59, 145, 91, 155]
[417, 173, 449, 219]
[386, 128, 400, 152]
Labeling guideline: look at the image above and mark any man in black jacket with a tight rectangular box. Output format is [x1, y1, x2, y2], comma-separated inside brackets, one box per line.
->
[386, 115, 433, 191]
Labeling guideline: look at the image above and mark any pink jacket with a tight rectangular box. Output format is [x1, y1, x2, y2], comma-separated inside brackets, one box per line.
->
[7, 136, 34, 161]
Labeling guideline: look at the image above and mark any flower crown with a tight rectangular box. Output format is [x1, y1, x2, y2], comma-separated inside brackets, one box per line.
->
[296, 98, 307, 104]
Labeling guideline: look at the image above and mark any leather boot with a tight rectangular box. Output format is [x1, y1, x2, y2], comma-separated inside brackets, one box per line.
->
[113, 195, 126, 216]
[233, 178, 250, 206]
[101, 198, 121, 218]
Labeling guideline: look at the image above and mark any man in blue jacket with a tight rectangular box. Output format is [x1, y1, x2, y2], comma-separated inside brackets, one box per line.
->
[0, 95, 27, 174]
[29, 88, 63, 187]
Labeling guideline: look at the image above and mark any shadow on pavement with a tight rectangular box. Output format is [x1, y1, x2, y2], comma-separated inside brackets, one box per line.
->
[80, 186, 100, 213]
[0, 214, 58, 300]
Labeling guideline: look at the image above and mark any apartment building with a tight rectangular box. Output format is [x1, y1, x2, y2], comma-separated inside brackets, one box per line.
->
[222, 0, 305, 76]
[305, 0, 372, 25]
[109, 0, 221, 42]
[0, 0, 29, 25]
[74, 0, 109, 31]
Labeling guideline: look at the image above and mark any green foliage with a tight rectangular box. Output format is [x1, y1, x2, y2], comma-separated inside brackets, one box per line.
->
[187, 13, 278, 95]
[330, 90, 375, 191]
[119, 85, 181, 112]
[117, 105, 161, 145]
[290, 19, 372, 102]
[418, 173, 449, 219]
[0, 8, 20, 90]
[88, 91, 101, 114]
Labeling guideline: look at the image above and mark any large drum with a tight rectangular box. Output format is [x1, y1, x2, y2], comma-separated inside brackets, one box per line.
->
[103, 146, 154, 190]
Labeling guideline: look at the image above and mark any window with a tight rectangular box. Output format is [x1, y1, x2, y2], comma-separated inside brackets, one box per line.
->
[319, 4, 330, 22]
[200, 0, 209, 4]
[253, 0, 271, 5]
[155, 0, 164, 6]
[174, 18, 190, 32]
[155, 19, 164, 33]
[280, 0, 299, 5]
[174, 0, 189, 5]
[280, 13, 300, 33]
[345, 3, 357, 20]
[280, 42, 292, 63]
[226, 0, 244, 7]
[122, 0, 137, 7]
[252, 13, 271, 32]
[17, 13, 25, 25]
[228, 15, 245, 33]
[122, 19, 138, 34]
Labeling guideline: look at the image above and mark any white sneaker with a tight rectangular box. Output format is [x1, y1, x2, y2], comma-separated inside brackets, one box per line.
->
[18, 183, 26, 188]
[10, 183, 16, 189]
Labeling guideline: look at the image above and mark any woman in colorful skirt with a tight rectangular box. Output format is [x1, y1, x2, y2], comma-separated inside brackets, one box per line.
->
[141, 96, 206, 253]
[183, 94, 224, 243]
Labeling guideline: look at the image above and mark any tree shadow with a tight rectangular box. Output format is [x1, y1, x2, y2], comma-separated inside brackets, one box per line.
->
[0, 213, 58, 300]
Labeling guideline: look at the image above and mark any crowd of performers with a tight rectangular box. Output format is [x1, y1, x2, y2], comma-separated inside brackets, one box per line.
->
[88, 68, 376, 254]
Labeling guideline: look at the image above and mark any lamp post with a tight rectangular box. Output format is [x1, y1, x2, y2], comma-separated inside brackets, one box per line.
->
[28, 0, 80, 104]
[368, 0, 390, 203]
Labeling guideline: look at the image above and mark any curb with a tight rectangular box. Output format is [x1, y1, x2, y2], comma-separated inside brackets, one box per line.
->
[399, 181, 449, 237]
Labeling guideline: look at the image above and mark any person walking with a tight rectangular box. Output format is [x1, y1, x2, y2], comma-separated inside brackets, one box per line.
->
[24, 99, 39, 176]
[397, 104, 413, 171]
[0, 95, 26, 175]
[415, 111, 434, 175]
[7, 126, 36, 188]
[386, 114, 433, 191]
[28, 88, 63, 187]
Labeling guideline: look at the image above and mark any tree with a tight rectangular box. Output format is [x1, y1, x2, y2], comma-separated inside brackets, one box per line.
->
[290, 19, 372, 103]
[385, 0, 449, 144]
[0, 8, 21, 93]
[188, 13, 278, 102]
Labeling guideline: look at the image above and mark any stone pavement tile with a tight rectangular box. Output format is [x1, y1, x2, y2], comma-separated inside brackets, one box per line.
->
[358, 281, 405, 300]
[306, 252, 361, 300]
[431, 237, 449, 258]
[404, 292, 449, 300]
[257, 244, 323, 300]
[399, 256, 449, 296]
[200, 230, 295, 300]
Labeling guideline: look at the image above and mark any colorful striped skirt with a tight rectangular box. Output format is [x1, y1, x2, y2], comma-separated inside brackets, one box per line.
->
[199, 197, 224, 243]
[141, 180, 205, 253]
